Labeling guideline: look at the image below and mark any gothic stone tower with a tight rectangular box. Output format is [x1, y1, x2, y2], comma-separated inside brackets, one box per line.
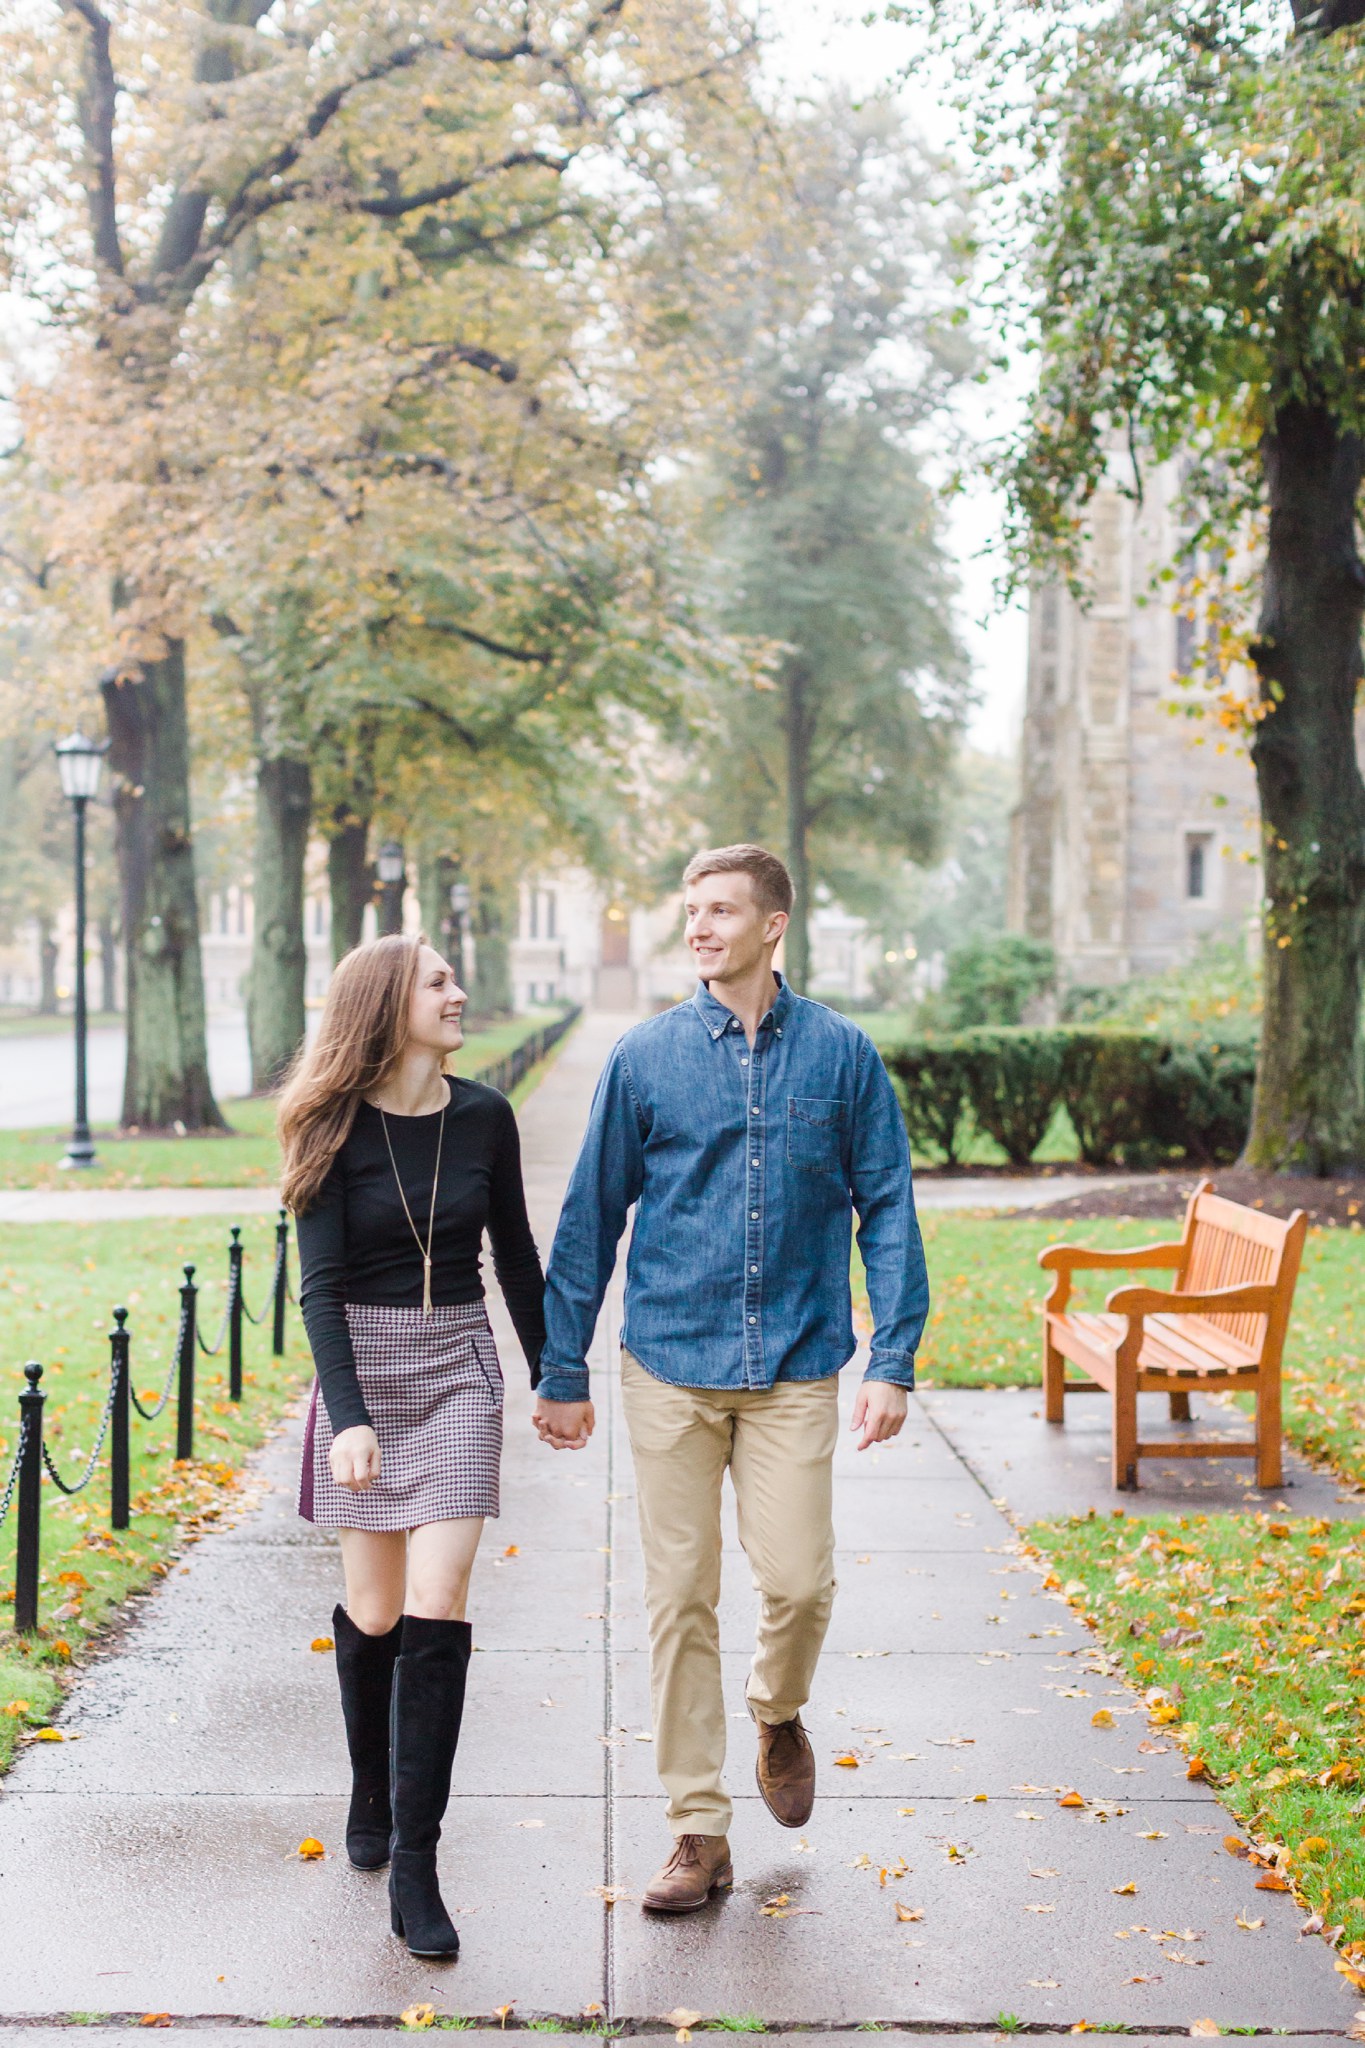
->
[1007, 457, 1262, 988]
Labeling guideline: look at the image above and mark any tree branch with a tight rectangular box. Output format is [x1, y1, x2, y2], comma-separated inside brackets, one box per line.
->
[414, 618, 552, 665]
[357, 148, 570, 219]
[60, 0, 124, 277]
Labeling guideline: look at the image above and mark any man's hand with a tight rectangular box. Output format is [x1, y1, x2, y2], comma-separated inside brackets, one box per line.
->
[850, 1379, 907, 1452]
[330, 1423, 382, 1490]
[533, 1396, 596, 1451]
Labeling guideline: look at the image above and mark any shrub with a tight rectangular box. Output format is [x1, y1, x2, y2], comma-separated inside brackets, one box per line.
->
[1060, 1030, 1168, 1166]
[937, 934, 1056, 1028]
[956, 1028, 1067, 1166]
[884, 1024, 1256, 1168]
[882, 1037, 973, 1165]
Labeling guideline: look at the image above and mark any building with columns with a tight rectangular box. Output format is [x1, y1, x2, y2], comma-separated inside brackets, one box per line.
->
[1008, 455, 1263, 987]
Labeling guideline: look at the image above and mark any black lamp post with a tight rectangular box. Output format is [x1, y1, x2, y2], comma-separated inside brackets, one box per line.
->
[53, 728, 109, 1170]
[376, 840, 406, 937]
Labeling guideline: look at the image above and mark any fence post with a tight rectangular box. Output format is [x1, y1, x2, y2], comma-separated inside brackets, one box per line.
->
[110, 1307, 130, 1531]
[272, 1209, 289, 1358]
[15, 1362, 44, 1632]
[228, 1227, 244, 1403]
[175, 1264, 198, 1463]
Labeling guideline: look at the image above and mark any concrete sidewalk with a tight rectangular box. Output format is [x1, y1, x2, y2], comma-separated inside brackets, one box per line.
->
[0, 1012, 1355, 2031]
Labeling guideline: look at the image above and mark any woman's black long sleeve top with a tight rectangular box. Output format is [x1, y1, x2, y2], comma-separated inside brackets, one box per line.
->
[295, 1080, 545, 1434]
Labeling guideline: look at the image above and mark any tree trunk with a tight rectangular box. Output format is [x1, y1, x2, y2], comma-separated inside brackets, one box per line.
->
[327, 813, 371, 963]
[1244, 402, 1365, 1171]
[98, 911, 118, 1013]
[38, 920, 58, 1015]
[247, 753, 311, 1092]
[102, 648, 226, 1131]
[420, 852, 459, 961]
[783, 659, 815, 993]
[472, 881, 515, 1019]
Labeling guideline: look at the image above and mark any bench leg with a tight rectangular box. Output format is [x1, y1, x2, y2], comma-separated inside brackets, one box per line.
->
[1044, 1320, 1065, 1424]
[1256, 1376, 1283, 1490]
[1112, 1372, 1139, 1491]
[1169, 1390, 1192, 1422]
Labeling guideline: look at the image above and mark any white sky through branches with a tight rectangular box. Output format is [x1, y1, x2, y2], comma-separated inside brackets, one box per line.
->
[760, 0, 1028, 760]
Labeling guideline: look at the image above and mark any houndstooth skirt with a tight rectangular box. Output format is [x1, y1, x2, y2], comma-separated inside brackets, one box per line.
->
[298, 1301, 503, 1530]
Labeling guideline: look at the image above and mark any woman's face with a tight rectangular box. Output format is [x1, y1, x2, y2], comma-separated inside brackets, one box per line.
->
[407, 944, 466, 1057]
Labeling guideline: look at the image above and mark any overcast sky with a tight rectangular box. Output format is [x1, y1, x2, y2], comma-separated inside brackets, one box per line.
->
[760, 0, 1029, 760]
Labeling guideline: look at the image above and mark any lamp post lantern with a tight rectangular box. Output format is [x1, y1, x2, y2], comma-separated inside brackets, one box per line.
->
[376, 840, 406, 937]
[53, 728, 109, 1170]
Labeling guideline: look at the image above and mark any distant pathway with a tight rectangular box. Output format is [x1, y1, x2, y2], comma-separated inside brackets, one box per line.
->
[0, 1011, 1352, 2033]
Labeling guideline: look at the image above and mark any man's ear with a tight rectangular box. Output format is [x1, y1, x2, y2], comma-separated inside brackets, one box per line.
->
[765, 909, 790, 947]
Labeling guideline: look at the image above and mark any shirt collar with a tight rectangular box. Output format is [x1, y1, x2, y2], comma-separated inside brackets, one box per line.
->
[691, 971, 793, 1042]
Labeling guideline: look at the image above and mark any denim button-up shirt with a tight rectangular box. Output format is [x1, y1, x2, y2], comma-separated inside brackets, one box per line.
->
[538, 976, 929, 1402]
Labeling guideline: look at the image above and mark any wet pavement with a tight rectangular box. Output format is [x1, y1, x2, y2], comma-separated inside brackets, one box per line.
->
[0, 1013, 1357, 2032]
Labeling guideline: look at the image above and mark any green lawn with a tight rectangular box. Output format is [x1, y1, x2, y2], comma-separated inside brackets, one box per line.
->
[0, 1214, 311, 1766]
[0, 1009, 565, 1189]
[1031, 1510, 1365, 1979]
[0, 1011, 123, 1040]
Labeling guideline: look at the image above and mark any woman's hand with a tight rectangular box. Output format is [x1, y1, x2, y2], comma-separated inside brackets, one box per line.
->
[330, 1424, 382, 1490]
[532, 1397, 595, 1451]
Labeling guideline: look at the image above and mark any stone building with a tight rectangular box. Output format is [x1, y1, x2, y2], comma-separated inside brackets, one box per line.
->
[1008, 455, 1262, 987]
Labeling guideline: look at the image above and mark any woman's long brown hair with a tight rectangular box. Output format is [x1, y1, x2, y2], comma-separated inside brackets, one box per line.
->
[278, 933, 426, 1213]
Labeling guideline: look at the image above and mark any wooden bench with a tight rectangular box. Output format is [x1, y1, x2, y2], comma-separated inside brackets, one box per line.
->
[1039, 1179, 1306, 1490]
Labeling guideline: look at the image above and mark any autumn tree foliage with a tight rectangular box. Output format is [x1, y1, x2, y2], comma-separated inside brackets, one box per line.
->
[0, 0, 761, 1114]
[920, 0, 1365, 1170]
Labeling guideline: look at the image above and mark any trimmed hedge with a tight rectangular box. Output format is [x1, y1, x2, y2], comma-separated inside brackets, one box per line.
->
[881, 1026, 1257, 1169]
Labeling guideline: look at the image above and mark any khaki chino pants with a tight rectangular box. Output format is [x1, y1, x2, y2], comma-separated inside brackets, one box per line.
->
[620, 1350, 839, 1838]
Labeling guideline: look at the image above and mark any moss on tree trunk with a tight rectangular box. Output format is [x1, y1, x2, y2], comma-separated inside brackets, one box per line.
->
[101, 647, 225, 1132]
[1245, 403, 1365, 1172]
[472, 881, 515, 1019]
[247, 753, 311, 1093]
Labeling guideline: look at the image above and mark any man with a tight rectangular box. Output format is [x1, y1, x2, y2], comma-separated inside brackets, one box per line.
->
[534, 844, 928, 1912]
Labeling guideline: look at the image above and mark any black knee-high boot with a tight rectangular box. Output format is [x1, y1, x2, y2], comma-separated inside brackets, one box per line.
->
[388, 1615, 471, 1959]
[332, 1604, 403, 1870]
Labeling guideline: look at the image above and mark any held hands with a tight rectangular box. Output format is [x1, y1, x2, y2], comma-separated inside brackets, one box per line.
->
[850, 1379, 907, 1452]
[330, 1424, 382, 1491]
[533, 1397, 596, 1452]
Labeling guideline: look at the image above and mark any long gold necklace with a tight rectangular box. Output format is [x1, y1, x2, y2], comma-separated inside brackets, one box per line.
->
[379, 1096, 446, 1315]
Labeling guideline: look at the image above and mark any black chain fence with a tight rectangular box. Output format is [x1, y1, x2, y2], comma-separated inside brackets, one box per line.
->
[1, 1210, 292, 1633]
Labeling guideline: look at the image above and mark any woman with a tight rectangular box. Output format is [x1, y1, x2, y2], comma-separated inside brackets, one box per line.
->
[278, 933, 545, 1961]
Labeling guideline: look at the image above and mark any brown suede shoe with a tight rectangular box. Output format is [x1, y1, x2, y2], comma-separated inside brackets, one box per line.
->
[754, 1713, 816, 1828]
[641, 1833, 734, 1914]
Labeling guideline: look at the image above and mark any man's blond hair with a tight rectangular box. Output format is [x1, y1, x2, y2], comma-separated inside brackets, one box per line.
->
[682, 843, 794, 917]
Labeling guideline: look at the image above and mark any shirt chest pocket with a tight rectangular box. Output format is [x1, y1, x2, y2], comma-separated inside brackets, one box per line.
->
[786, 1095, 846, 1175]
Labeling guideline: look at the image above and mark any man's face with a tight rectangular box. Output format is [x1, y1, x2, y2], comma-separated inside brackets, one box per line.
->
[683, 870, 784, 984]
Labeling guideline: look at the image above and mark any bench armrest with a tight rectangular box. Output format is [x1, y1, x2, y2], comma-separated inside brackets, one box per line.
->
[1040, 1239, 1186, 1314]
[1105, 1281, 1277, 1317]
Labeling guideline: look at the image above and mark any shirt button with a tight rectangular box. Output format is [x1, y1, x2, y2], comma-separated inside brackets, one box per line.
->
[751, 1158, 759, 1166]
[750, 1106, 759, 1115]
[776, 1027, 783, 1037]
[750, 1265, 758, 1274]
[748, 1316, 757, 1325]
[740, 1057, 749, 1066]
[751, 1210, 759, 1219]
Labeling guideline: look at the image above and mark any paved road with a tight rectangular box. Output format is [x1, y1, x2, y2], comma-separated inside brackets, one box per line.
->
[0, 1012, 1352, 2032]
[0, 1015, 252, 1129]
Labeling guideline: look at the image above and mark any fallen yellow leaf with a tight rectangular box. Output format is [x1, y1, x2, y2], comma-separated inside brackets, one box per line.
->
[401, 2006, 437, 2030]
[1058, 1790, 1086, 1809]
[33, 1729, 64, 1742]
[1186, 1756, 1209, 1781]
[833, 1752, 862, 1768]
[138, 2018, 172, 2030]
[1255, 1871, 1290, 1892]
[1190, 2021, 1221, 2037]
[895, 1903, 924, 1922]
[493, 2006, 516, 2029]
[1091, 1709, 1115, 1728]
[1235, 1914, 1264, 1932]
[664, 2012, 701, 2031]
[2, 1701, 30, 1718]
[1112, 1881, 1138, 1896]
[310, 1636, 334, 1653]
[296, 1837, 325, 1860]
[1338, 1962, 1365, 1993]
[1223, 1835, 1248, 1858]
[503, 1545, 520, 1558]
[582, 2005, 605, 2019]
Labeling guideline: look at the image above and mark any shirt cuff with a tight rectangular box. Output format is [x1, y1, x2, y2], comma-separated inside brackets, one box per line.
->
[862, 1351, 916, 1390]
[535, 1365, 592, 1405]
